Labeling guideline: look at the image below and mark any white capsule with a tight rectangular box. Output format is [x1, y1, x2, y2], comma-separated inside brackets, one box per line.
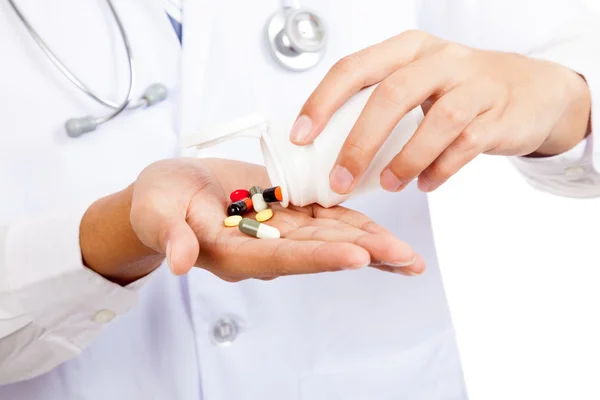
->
[252, 194, 268, 212]
[249, 186, 268, 212]
[257, 222, 280, 239]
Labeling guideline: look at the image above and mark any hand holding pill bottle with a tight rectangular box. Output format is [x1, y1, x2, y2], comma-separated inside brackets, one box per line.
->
[183, 85, 422, 208]
[261, 85, 423, 207]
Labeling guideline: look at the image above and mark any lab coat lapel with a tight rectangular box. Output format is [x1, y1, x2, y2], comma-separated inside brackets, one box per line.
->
[179, 0, 220, 139]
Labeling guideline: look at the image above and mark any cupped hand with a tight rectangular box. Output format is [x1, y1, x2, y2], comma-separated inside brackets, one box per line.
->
[291, 30, 591, 194]
[130, 158, 422, 281]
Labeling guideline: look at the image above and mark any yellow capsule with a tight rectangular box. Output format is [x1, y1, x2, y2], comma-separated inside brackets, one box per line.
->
[255, 208, 273, 222]
[223, 215, 243, 227]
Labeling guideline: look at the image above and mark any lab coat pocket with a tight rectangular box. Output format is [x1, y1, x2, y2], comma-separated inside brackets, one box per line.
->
[299, 329, 468, 400]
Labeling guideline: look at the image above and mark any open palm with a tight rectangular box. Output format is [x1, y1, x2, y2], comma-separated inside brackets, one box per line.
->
[131, 158, 422, 282]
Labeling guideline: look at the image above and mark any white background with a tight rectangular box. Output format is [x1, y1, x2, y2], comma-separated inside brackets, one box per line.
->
[430, 1, 600, 398]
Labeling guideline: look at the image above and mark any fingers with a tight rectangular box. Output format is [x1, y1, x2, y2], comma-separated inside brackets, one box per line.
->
[381, 83, 494, 192]
[330, 55, 457, 194]
[417, 117, 498, 192]
[311, 205, 390, 234]
[203, 239, 371, 279]
[132, 197, 201, 275]
[166, 220, 200, 275]
[130, 162, 209, 276]
[291, 30, 439, 145]
[309, 206, 419, 271]
[287, 224, 417, 271]
[370, 254, 426, 277]
[130, 187, 183, 255]
[272, 241, 370, 274]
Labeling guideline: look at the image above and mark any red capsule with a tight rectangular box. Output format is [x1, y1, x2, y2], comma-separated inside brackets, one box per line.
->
[230, 189, 250, 202]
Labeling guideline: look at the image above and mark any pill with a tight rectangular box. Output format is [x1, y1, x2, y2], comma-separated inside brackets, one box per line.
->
[238, 218, 281, 239]
[227, 198, 253, 216]
[249, 186, 268, 212]
[230, 189, 250, 202]
[223, 215, 243, 227]
[263, 186, 283, 203]
[255, 208, 273, 222]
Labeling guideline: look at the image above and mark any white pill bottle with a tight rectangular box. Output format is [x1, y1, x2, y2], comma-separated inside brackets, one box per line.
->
[182, 85, 424, 208]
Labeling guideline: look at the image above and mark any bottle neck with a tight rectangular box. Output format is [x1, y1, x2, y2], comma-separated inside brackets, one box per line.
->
[261, 135, 290, 207]
[261, 122, 318, 208]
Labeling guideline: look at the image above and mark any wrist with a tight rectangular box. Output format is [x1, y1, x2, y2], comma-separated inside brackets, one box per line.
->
[531, 68, 591, 157]
[80, 184, 164, 286]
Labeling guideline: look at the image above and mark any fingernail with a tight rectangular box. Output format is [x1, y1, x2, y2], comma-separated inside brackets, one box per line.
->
[381, 169, 405, 192]
[383, 256, 416, 268]
[330, 165, 354, 194]
[290, 115, 313, 144]
[166, 240, 175, 274]
[342, 263, 366, 270]
[394, 269, 422, 277]
[417, 177, 434, 192]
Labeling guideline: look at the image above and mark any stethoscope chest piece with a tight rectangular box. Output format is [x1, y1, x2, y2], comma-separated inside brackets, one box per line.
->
[267, 8, 327, 72]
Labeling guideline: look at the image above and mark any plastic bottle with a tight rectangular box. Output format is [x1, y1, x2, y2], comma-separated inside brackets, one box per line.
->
[182, 85, 424, 208]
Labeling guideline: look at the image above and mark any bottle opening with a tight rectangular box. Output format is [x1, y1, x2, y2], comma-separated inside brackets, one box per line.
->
[260, 131, 290, 208]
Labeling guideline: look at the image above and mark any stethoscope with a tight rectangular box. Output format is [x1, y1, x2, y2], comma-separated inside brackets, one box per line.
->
[266, 1, 327, 72]
[7, 0, 327, 138]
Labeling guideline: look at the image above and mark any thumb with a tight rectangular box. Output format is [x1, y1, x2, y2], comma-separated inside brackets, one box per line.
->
[162, 219, 200, 276]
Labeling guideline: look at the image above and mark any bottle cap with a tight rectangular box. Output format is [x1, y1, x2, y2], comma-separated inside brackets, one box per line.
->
[179, 113, 267, 149]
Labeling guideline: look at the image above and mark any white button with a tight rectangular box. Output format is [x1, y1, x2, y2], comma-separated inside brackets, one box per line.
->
[565, 166, 585, 177]
[211, 318, 238, 346]
[93, 310, 116, 324]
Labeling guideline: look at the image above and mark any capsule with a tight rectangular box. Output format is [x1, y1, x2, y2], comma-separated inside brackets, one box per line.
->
[227, 198, 253, 216]
[238, 218, 281, 239]
[249, 186, 268, 212]
[230, 189, 250, 203]
[262, 186, 283, 203]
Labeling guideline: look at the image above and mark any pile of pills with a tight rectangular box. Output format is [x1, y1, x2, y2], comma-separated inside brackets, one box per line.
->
[224, 186, 283, 239]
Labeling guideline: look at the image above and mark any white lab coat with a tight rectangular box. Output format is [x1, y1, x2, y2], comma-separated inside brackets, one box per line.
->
[0, 0, 598, 399]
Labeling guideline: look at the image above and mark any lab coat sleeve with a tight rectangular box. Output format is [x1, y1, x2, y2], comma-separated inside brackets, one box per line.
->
[416, 0, 600, 198]
[0, 207, 152, 385]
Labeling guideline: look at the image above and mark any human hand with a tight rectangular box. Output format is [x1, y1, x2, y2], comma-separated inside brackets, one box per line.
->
[130, 158, 422, 281]
[291, 30, 591, 193]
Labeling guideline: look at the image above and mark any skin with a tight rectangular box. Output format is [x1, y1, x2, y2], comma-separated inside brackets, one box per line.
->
[80, 158, 422, 286]
[81, 31, 591, 284]
[290, 30, 592, 194]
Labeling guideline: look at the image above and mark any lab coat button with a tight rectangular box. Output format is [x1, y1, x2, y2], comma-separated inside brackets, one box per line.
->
[565, 166, 585, 177]
[93, 310, 116, 324]
[212, 318, 238, 345]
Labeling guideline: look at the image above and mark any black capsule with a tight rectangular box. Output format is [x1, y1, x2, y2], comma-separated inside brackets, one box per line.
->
[227, 198, 252, 216]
